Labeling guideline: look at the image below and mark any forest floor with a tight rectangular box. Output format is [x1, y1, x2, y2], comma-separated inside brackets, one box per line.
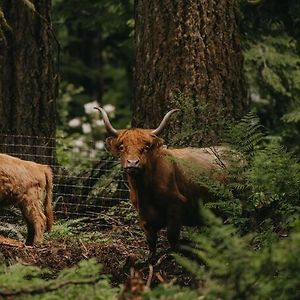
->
[0, 217, 196, 289]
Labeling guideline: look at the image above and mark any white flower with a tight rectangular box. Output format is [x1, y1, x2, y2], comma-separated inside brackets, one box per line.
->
[89, 149, 97, 158]
[82, 123, 92, 134]
[95, 141, 105, 150]
[73, 138, 84, 147]
[68, 118, 81, 128]
[103, 104, 115, 114]
[84, 100, 99, 114]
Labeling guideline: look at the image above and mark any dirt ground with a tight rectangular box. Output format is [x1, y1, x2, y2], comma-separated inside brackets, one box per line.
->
[0, 220, 197, 289]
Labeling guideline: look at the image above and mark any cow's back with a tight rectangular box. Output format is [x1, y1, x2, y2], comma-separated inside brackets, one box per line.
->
[162, 146, 228, 225]
[167, 146, 227, 170]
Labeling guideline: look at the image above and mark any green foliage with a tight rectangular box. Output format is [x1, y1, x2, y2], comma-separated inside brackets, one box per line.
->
[0, 259, 119, 299]
[246, 143, 300, 209]
[224, 112, 264, 156]
[282, 107, 300, 123]
[53, 0, 133, 125]
[48, 218, 89, 239]
[176, 213, 257, 299]
[53, 0, 133, 168]
[3, 2, 300, 299]
[241, 0, 300, 154]
[143, 284, 199, 300]
[200, 114, 299, 233]
[161, 114, 300, 299]
[106, 199, 138, 226]
[175, 211, 300, 300]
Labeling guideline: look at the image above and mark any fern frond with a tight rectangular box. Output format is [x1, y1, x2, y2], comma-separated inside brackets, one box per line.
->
[225, 112, 265, 156]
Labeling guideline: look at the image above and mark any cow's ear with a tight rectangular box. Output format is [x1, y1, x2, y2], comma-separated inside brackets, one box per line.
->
[105, 137, 118, 155]
[152, 136, 164, 148]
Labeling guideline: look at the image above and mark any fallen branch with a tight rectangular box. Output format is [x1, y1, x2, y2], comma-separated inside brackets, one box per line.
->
[0, 236, 24, 247]
[155, 272, 165, 283]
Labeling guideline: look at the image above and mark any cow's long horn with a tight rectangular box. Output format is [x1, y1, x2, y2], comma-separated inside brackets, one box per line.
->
[151, 109, 180, 136]
[94, 107, 118, 137]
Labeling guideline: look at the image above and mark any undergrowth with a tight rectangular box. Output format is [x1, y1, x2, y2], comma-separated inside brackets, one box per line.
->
[172, 113, 300, 299]
[0, 259, 119, 300]
[1, 114, 300, 299]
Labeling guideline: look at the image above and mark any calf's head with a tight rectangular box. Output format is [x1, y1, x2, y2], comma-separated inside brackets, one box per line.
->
[95, 107, 179, 175]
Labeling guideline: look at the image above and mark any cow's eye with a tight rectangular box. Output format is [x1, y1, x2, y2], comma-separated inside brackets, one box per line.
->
[118, 144, 124, 152]
[143, 144, 151, 151]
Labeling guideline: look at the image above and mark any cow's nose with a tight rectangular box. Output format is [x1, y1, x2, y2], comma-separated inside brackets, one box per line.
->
[126, 159, 140, 168]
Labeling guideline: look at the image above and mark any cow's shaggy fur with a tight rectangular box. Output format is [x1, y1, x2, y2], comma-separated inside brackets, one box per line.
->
[97, 106, 231, 261]
[0, 154, 53, 245]
[107, 129, 228, 260]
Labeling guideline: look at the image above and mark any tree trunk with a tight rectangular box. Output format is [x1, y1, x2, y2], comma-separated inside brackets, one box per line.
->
[133, 0, 248, 146]
[0, 0, 56, 164]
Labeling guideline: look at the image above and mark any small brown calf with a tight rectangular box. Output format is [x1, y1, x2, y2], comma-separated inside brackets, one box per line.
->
[0, 154, 53, 245]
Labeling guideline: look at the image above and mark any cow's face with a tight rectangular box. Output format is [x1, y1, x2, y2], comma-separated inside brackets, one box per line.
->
[94, 106, 179, 175]
[106, 129, 163, 175]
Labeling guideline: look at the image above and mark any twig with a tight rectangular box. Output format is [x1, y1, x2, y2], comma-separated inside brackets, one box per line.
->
[97, 213, 124, 226]
[210, 146, 227, 170]
[154, 253, 168, 268]
[0, 236, 24, 248]
[146, 264, 153, 287]
[155, 272, 165, 283]
[79, 239, 89, 259]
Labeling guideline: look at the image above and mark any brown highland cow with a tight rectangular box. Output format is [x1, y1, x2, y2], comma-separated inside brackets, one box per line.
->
[95, 107, 231, 261]
[0, 154, 53, 245]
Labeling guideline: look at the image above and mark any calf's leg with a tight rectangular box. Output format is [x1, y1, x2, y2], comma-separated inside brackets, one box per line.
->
[19, 188, 46, 245]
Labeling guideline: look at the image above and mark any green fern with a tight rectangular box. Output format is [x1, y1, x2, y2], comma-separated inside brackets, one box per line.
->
[224, 112, 265, 156]
[196, 115, 300, 233]
[0, 259, 118, 299]
[174, 212, 300, 300]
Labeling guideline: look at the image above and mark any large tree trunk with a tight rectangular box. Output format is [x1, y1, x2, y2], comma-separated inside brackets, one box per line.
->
[133, 0, 248, 146]
[0, 0, 56, 164]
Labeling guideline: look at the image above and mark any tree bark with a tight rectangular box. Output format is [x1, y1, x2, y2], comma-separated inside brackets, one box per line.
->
[0, 0, 56, 164]
[133, 0, 248, 146]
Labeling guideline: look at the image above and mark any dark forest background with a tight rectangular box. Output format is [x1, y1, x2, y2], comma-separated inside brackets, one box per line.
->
[0, 0, 300, 299]
[53, 0, 300, 156]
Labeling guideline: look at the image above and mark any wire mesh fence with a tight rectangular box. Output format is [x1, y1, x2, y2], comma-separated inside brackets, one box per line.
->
[0, 134, 132, 226]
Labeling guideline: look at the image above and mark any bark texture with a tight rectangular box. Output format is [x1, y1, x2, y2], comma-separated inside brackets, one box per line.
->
[133, 0, 248, 146]
[0, 0, 56, 164]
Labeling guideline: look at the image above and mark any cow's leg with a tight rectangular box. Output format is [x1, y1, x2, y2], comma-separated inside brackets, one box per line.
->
[141, 221, 158, 262]
[167, 221, 181, 250]
[167, 205, 182, 250]
[146, 228, 157, 262]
